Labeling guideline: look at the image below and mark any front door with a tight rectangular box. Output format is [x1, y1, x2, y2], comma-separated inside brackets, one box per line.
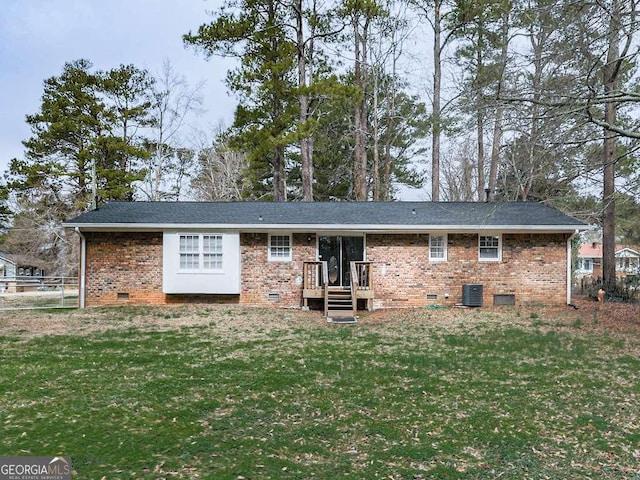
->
[318, 236, 364, 287]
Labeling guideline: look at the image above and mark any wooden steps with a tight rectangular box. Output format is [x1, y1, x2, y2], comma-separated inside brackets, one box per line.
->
[325, 288, 356, 323]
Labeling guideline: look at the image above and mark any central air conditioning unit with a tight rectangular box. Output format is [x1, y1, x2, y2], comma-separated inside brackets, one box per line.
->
[462, 284, 483, 307]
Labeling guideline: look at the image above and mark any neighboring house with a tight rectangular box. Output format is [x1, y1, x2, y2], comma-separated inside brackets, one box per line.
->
[0, 253, 17, 279]
[0, 252, 46, 278]
[576, 242, 640, 280]
[0, 252, 46, 293]
[64, 201, 586, 313]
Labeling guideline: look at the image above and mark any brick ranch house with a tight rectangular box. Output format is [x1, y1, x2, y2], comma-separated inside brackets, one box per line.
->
[64, 201, 586, 314]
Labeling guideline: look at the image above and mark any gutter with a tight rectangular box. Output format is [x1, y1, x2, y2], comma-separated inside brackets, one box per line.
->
[62, 222, 587, 234]
[75, 227, 86, 309]
[567, 229, 579, 305]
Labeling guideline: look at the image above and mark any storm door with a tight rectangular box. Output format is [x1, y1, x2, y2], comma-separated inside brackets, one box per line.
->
[318, 236, 364, 287]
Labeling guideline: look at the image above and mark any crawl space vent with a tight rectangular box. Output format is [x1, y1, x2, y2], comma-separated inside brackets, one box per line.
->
[117, 292, 130, 300]
[494, 294, 515, 306]
[426, 294, 438, 301]
[267, 293, 281, 301]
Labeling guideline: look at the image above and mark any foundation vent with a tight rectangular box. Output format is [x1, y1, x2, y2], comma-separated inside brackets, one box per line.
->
[494, 294, 515, 306]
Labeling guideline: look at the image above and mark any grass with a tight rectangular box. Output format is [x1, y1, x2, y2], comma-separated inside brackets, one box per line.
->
[1, 305, 639, 479]
[0, 292, 78, 309]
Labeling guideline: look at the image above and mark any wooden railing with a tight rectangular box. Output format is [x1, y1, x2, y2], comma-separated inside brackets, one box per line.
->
[303, 261, 372, 290]
[352, 261, 372, 290]
[350, 263, 359, 317]
[303, 261, 372, 316]
[303, 261, 325, 289]
[322, 261, 329, 317]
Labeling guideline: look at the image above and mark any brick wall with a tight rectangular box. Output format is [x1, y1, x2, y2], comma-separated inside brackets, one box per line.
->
[367, 232, 569, 307]
[240, 233, 316, 307]
[84, 232, 164, 306]
[83, 230, 570, 308]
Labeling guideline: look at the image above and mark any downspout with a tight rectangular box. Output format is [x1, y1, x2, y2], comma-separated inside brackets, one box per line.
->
[567, 230, 579, 305]
[75, 227, 86, 309]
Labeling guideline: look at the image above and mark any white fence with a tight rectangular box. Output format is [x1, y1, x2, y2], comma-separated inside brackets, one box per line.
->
[0, 276, 79, 310]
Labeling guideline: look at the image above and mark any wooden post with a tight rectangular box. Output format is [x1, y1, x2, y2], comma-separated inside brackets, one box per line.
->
[597, 288, 605, 310]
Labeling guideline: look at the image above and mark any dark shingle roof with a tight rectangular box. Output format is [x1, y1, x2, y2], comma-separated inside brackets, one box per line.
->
[64, 201, 586, 232]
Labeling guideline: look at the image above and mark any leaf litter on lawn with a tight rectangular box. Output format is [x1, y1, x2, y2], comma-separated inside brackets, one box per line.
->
[2, 300, 640, 478]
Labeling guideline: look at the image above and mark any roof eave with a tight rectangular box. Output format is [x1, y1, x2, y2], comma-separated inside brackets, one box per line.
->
[64, 222, 586, 233]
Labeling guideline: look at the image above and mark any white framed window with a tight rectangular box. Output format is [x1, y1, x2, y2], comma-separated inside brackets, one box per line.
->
[202, 235, 223, 270]
[269, 234, 292, 261]
[164, 232, 240, 294]
[179, 235, 199, 269]
[179, 234, 223, 271]
[578, 258, 593, 271]
[479, 234, 501, 261]
[429, 234, 447, 261]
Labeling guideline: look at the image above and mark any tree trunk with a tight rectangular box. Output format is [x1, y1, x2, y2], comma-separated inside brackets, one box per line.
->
[353, 16, 368, 201]
[476, 110, 485, 200]
[602, 0, 621, 290]
[382, 143, 392, 200]
[524, 17, 544, 201]
[380, 19, 401, 201]
[475, 29, 485, 200]
[372, 69, 380, 200]
[273, 145, 286, 201]
[431, 0, 442, 201]
[487, 8, 510, 197]
[268, 0, 286, 202]
[602, 109, 616, 289]
[487, 105, 503, 198]
[296, 0, 314, 201]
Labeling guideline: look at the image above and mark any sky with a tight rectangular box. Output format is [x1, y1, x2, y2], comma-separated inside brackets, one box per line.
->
[0, 0, 430, 201]
[0, 0, 236, 176]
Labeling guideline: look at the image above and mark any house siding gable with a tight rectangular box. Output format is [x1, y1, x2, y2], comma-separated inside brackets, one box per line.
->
[162, 232, 241, 294]
[0, 257, 17, 277]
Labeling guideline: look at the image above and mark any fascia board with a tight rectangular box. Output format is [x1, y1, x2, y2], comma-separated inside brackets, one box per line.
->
[64, 222, 586, 233]
[0, 256, 16, 266]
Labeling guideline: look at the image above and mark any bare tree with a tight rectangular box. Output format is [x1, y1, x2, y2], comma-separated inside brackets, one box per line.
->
[293, 0, 315, 201]
[2, 196, 75, 276]
[141, 60, 204, 201]
[409, 0, 459, 201]
[440, 137, 477, 201]
[486, 2, 512, 197]
[600, 0, 633, 288]
[190, 126, 248, 201]
[369, 3, 409, 200]
[503, 0, 639, 288]
[348, 1, 378, 200]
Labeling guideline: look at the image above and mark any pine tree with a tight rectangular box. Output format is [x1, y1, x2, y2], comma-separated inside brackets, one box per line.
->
[185, 0, 297, 201]
[8, 60, 153, 209]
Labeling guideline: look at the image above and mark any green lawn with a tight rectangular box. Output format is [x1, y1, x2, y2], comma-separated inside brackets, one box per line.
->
[0, 292, 78, 309]
[1, 305, 639, 479]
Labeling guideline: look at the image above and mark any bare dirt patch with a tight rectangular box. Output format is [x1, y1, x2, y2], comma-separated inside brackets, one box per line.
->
[563, 295, 640, 330]
[1, 297, 638, 341]
[0, 305, 320, 340]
